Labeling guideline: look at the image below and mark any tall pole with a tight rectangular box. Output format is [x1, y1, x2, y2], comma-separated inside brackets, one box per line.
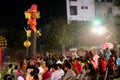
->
[30, 31, 37, 58]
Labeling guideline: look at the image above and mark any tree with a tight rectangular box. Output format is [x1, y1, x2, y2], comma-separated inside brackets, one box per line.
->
[114, 0, 120, 8]
[0, 26, 26, 51]
[42, 17, 73, 52]
[68, 21, 97, 48]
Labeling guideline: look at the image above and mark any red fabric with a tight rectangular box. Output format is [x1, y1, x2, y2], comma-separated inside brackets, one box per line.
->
[73, 61, 83, 74]
[42, 70, 52, 80]
[86, 51, 90, 59]
[30, 4, 37, 12]
[98, 59, 106, 73]
[102, 58, 107, 72]
[108, 58, 115, 67]
[107, 58, 115, 75]
[28, 19, 37, 32]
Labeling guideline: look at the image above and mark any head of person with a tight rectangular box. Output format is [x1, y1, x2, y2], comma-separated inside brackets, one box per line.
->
[57, 63, 62, 69]
[3, 74, 13, 80]
[8, 64, 13, 68]
[51, 64, 58, 72]
[44, 64, 51, 71]
[35, 62, 40, 68]
[64, 63, 71, 71]
[14, 65, 18, 70]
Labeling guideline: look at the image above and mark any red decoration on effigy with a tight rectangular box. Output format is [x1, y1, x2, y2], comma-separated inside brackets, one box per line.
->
[30, 4, 37, 12]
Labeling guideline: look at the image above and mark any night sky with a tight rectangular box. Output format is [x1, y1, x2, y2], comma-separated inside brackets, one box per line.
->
[0, 0, 66, 28]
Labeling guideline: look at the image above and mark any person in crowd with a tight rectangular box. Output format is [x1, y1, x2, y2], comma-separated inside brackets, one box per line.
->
[21, 58, 27, 73]
[107, 55, 115, 78]
[34, 62, 43, 80]
[62, 63, 76, 80]
[3, 74, 14, 80]
[85, 50, 90, 60]
[105, 48, 112, 62]
[98, 57, 107, 79]
[51, 64, 63, 80]
[71, 50, 78, 59]
[35, 62, 44, 74]
[26, 66, 35, 80]
[42, 64, 52, 80]
[71, 58, 83, 74]
[13, 65, 20, 80]
[7, 64, 14, 75]
[86, 61, 96, 80]
[56, 57, 62, 64]
[56, 63, 64, 77]
[30, 70, 39, 80]
[6, 63, 15, 79]
[17, 76, 25, 80]
[27, 58, 35, 69]
[116, 55, 120, 77]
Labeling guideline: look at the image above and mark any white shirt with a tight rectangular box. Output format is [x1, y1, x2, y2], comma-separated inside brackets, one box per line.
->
[17, 76, 24, 80]
[38, 66, 44, 74]
[57, 69, 64, 77]
[51, 70, 63, 80]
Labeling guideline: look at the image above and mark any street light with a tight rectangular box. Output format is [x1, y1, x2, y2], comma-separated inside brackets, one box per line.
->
[91, 18, 107, 49]
[91, 26, 106, 35]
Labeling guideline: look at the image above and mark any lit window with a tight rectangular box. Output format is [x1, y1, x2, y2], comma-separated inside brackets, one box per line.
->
[70, 6, 77, 15]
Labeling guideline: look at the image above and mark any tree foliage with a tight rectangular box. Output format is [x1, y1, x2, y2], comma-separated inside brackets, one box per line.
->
[42, 18, 73, 51]
[114, 0, 120, 8]
[0, 26, 26, 51]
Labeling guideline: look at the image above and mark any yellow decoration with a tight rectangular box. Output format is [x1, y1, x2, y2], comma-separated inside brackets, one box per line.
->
[37, 30, 41, 37]
[0, 36, 7, 48]
[26, 30, 31, 37]
[23, 40, 31, 48]
[24, 11, 40, 19]
[36, 11, 40, 19]
[24, 11, 31, 19]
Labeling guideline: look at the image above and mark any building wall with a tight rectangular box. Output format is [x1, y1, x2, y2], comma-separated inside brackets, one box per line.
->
[66, 0, 95, 22]
[66, 0, 120, 23]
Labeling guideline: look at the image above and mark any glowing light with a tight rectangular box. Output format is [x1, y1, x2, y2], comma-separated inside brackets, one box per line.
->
[91, 26, 106, 35]
[92, 18, 103, 26]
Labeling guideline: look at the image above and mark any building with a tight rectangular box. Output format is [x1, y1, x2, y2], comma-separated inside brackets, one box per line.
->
[66, 0, 95, 23]
[66, 0, 120, 23]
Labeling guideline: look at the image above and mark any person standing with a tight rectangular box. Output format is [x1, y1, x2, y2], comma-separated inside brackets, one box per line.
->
[105, 48, 112, 62]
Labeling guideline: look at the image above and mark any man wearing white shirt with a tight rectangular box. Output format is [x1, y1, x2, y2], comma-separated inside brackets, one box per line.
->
[51, 64, 63, 80]
[57, 63, 64, 77]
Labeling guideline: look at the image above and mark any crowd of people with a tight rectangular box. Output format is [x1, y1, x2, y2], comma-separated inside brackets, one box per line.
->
[2, 48, 120, 80]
